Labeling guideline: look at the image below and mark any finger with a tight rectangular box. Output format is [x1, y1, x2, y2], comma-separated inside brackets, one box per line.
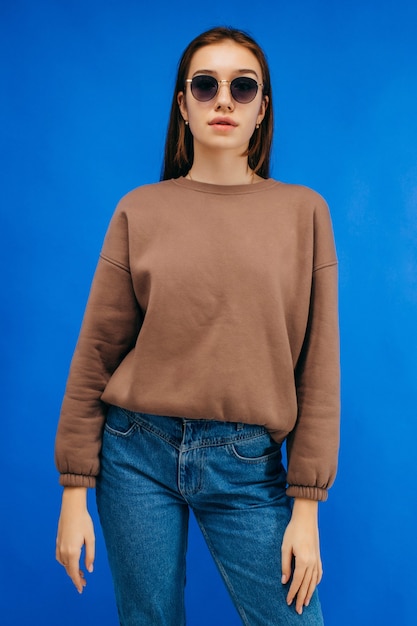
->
[55, 539, 74, 568]
[55, 539, 63, 565]
[62, 547, 85, 593]
[66, 559, 86, 594]
[286, 563, 306, 606]
[84, 533, 96, 573]
[304, 568, 320, 608]
[281, 546, 293, 585]
[55, 547, 68, 568]
[317, 561, 323, 585]
[295, 567, 316, 615]
[55, 546, 62, 565]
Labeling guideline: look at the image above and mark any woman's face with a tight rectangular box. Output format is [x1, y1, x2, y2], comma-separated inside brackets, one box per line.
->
[177, 41, 268, 158]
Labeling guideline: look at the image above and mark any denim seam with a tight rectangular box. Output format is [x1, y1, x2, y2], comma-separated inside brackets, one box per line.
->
[137, 422, 180, 448]
[104, 423, 138, 438]
[122, 410, 180, 449]
[193, 513, 251, 626]
[228, 444, 282, 464]
[122, 409, 269, 443]
[125, 410, 271, 451]
[186, 431, 269, 449]
[177, 448, 205, 497]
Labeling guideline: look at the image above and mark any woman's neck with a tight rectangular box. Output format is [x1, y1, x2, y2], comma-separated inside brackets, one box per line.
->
[187, 150, 261, 186]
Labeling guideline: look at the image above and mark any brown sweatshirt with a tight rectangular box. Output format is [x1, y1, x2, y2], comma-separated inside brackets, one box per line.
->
[55, 176, 340, 501]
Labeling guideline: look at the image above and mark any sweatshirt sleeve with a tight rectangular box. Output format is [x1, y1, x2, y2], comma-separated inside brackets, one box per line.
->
[286, 199, 340, 502]
[54, 205, 142, 487]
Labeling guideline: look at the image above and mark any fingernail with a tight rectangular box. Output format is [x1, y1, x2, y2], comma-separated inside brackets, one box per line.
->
[281, 575, 287, 584]
[88, 565, 94, 573]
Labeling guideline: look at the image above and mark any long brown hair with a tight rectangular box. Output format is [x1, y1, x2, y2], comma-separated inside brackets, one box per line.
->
[161, 27, 273, 181]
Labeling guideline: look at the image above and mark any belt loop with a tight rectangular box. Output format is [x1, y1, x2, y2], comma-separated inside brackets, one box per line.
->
[236, 422, 244, 431]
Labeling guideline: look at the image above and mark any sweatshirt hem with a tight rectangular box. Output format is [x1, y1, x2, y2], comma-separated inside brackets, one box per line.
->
[59, 474, 96, 488]
[286, 485, 328, 502]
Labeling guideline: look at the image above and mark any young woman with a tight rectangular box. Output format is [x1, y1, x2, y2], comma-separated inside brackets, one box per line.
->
[55, 26, 340, 626]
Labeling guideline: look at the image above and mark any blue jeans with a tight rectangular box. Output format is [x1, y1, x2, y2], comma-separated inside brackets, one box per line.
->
[96, 406, 324, 626]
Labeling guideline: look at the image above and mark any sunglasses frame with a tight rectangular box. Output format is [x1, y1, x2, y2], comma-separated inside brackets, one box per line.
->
[185, 75, 263, 104]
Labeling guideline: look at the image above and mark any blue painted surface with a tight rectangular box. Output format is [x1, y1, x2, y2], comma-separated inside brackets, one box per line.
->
[1, 1, 416, 624]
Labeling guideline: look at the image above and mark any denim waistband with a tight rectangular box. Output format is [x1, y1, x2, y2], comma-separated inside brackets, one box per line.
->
[121, 408, 270, 449]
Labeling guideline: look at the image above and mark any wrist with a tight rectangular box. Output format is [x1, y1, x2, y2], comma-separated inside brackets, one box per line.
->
[62, 486, 88, 507]
[292, 497, 319, 519]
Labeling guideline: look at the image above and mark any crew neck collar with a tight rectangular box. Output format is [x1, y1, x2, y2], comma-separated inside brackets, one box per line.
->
[171, 176, 280, 195]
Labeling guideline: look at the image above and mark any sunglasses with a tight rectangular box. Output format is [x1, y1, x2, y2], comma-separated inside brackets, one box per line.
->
[185, 75, 263, 104]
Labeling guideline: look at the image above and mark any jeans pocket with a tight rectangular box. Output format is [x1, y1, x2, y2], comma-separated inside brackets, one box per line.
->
[104, 405, 137, 438]
[229, 433, 282, 464]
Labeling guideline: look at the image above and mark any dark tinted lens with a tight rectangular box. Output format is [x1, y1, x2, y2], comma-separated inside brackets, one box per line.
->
[230, 77, 258, 103]
[191, 75, 218, 101]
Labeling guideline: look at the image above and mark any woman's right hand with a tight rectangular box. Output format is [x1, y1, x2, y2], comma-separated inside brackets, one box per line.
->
[56, 487, 95, 593]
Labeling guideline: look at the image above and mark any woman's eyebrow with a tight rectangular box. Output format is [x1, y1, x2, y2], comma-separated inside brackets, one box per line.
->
[192, 68, 260, 79]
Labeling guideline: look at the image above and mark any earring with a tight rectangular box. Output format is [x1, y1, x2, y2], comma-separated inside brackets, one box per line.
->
[185, 120, 189, 125]
[256, 123, 260, 129]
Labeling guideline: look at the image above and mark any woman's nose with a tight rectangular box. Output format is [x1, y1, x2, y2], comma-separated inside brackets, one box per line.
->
[214, 81, 234, 110]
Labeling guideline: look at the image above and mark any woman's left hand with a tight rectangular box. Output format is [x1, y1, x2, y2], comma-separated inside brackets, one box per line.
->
[281, 498, 323, 615]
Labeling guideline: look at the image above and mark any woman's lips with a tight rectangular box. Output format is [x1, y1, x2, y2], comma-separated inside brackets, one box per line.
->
[209, 117, 237, 127]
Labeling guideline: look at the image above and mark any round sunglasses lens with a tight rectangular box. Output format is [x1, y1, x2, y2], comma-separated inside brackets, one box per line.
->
[191, 76, 218, 101]
[231, 77, 258, 103]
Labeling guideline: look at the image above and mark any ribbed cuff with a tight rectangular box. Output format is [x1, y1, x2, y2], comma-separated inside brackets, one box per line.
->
[59, 474, 96, 488]
[286, 485, 328, 502]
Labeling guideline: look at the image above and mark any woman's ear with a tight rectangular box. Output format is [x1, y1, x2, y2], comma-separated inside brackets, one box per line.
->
[177, 92, 188, 123]
[257, 94, 269, 126]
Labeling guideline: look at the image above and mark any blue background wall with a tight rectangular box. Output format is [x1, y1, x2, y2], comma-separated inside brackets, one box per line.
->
[1, 1, 416, 624]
